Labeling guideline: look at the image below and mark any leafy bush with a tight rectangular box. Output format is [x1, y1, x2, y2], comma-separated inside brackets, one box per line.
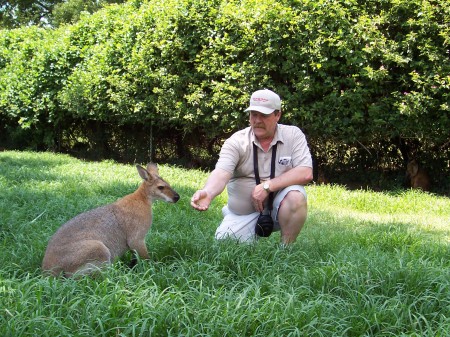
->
[0, 0, 449, 187]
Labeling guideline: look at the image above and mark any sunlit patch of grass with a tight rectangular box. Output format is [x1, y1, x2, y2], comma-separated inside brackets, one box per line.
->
[308, 184, 450, 242]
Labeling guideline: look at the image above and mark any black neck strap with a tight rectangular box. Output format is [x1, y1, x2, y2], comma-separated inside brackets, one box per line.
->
[253, 142, 277, 212]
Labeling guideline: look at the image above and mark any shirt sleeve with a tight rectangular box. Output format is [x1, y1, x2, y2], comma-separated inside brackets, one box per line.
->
[291, 127, 313, 168]
[215, 136, 241, 174]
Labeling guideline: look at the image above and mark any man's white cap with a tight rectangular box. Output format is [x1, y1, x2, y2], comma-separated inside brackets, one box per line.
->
[244, 89, 281, 114]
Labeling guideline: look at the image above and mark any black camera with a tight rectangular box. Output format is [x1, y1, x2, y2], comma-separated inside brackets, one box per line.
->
[255, 213, 274, 237]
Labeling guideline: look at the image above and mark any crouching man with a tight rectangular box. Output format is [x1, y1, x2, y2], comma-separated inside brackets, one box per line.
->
[190, 89, 313, 244]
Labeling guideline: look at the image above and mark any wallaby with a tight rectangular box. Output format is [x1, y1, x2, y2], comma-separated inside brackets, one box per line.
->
[42, 163, 180, 277]
[406, 159, 431, 191]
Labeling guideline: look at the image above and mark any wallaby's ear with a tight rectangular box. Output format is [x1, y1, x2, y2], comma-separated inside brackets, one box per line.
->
[146, 163, 159, 176]
[136, 165, 149, 180]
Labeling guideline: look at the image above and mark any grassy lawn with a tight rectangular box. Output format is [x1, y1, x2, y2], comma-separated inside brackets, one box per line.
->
[0, 150, 449, 336]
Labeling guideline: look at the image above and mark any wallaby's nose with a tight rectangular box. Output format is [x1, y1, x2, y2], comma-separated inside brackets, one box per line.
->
[173, 193, 180, 203]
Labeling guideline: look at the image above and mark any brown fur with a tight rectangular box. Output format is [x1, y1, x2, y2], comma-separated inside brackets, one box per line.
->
[317, 168, 329, 185]
[42, 163, 180, 277]
[406, 159, 431, 191]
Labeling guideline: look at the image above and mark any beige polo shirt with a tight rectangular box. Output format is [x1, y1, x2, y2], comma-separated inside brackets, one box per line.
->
[216, 124, 312, 215]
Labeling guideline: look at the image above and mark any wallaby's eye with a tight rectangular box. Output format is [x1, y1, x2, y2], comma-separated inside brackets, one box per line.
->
[158, 186, 164, 190]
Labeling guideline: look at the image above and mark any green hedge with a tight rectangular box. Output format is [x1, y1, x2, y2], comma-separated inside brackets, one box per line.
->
[1, 0, 449, 182]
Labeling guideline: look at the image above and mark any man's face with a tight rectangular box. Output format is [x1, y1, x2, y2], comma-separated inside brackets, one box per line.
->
[249, 110, 281, 140]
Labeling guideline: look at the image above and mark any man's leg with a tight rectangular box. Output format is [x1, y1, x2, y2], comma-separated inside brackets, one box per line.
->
[273, 186, 308, 244]
[277, 191, 307, 244]
[215, 206, 259, 242]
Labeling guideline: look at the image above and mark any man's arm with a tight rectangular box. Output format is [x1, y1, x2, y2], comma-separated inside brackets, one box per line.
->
[268, 165, 313, 191]
[191, 168, 232, 211]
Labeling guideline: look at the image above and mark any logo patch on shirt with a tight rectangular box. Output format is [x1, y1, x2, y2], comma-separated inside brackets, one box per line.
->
[278, 157, 291, 166]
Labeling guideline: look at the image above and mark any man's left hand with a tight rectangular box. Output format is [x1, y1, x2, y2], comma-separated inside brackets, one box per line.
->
[251, 183, 269, 212]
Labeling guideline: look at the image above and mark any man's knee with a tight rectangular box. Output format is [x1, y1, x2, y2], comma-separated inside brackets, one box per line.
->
[280, 190, 307, 213]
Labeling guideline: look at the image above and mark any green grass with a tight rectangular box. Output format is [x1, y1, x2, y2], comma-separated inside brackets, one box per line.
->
[1, 150, 449, 336]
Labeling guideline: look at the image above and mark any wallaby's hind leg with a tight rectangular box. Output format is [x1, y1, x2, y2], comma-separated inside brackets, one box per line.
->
[62, 240, 112, 277]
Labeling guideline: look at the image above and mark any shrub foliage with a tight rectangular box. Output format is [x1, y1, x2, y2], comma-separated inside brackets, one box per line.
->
[0, 0, 449, 185]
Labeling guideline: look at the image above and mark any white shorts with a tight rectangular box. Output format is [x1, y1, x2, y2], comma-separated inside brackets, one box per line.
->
[215, 185, 307, 242]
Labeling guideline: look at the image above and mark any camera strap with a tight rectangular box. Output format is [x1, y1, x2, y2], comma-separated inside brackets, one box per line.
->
[253, 142, 277, 212]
